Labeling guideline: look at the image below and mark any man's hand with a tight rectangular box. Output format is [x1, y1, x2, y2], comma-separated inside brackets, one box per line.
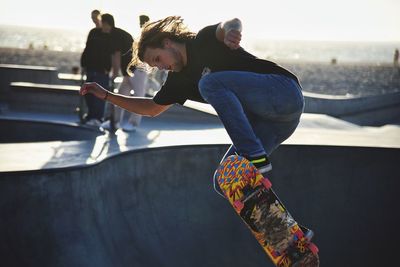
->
[111, 51, 121, 80]
[217, 18, 243, 50]
[80, 82, 108, 100]
[224, 29, 242, 50]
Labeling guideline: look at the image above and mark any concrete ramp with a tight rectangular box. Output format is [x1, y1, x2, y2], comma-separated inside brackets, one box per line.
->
[1, 144, 399, 267]
[303, 90, 400, 125]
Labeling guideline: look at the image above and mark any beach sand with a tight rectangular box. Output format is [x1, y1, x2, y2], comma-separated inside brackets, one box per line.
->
[1, 47, 399, 96]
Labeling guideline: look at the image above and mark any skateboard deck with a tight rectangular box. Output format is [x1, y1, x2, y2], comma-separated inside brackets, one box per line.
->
[215, 155, 319, 267]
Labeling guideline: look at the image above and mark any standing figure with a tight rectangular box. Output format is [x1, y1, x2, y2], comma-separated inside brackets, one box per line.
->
[394, 48, 399, 67]
[100, 13, 148, 132]
[80, 9, 113, 126]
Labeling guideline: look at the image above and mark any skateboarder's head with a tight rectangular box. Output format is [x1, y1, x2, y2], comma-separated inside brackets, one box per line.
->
[101, 13, 115, 33]
[129, 16, 195, 72]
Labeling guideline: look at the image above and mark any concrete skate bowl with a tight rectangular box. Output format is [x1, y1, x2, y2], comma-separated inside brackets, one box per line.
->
[0, 144, 399, 267]
[0, 118, 104, 143]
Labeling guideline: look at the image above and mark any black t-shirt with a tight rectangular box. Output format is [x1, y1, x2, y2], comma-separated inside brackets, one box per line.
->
[110, 28, 134, 76]
[81, 28, 114, 72]
[153, 24, 299, 105]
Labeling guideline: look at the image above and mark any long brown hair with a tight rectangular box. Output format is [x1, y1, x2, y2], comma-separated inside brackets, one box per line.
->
[128, 16, 195, 73]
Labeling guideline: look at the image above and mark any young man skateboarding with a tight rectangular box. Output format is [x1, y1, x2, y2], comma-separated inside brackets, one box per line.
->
[80, 16, 304, 196]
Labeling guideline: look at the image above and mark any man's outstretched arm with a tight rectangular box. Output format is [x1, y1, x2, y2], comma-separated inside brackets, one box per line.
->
[216, 18, 242, 49]
[80, 82, 172, 117]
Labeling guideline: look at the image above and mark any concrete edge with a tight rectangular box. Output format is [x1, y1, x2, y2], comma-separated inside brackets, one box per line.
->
[0, 143, 229, 175]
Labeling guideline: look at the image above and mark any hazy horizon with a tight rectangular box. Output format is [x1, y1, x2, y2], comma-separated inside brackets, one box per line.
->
[1, 0, 400, 43]
[1, 23, 400, 45]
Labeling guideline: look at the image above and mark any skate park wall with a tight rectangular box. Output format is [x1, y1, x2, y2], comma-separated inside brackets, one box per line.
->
[0, 64, 59, 104]
[0, 118, 103, 143]
[184, 90, 400, 126]
[0, 144, 398, 267]
[303, 90, 400, 126]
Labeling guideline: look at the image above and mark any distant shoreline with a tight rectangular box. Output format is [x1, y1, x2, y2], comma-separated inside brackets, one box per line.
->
[0, 46, 397, 68]
[1, 24, 399, 63]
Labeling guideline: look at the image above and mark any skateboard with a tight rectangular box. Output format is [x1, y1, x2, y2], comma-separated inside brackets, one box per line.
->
[215, 155, 319, 267]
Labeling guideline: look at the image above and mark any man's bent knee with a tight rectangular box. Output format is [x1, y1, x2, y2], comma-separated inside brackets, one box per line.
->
[198, 73, 220, 99]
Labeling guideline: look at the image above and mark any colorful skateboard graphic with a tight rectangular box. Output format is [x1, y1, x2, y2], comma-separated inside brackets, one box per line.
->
[215, 155, 319, 267]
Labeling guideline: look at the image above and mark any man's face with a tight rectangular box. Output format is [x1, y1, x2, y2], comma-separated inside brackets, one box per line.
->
[101, 22, 112, 33]
[91, 13, 101, 27]
[143, 40, 185, 72]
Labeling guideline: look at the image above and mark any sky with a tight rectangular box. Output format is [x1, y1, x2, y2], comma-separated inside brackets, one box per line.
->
[1, 0, 399, 42]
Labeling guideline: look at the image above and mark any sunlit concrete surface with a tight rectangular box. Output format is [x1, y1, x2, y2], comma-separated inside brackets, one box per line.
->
[1, 106, 399, 172]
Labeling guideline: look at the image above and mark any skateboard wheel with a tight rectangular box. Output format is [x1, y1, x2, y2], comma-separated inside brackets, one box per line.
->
[233, 200, 244, 211]
[261, 178, 272, 189]
[308, 242, 319, 255]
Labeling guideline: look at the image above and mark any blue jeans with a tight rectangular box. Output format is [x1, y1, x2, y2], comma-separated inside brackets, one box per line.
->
[85, 71, 110, 120]
[198, 71, 304, 196]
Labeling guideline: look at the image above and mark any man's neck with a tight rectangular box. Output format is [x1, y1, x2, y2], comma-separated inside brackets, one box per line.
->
[176, 42, 187, 67]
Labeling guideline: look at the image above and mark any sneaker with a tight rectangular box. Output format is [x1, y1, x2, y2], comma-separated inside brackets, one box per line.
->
[248, 155, 272, 176]
[85, 119, 102, 127]
[121, 123, 137, 132]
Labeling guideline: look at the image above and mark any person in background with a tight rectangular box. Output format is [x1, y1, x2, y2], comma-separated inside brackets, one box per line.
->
[139, 15, 150, 28]
[80, 9, 113, 126]
[100, 13, 148, 132]
[91, 9, 102, 28]
[394, 48, 399, 67]
[138, 15, 169, 97]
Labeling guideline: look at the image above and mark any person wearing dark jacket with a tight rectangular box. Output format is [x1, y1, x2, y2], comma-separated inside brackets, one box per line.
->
[80, 10, 113, 126]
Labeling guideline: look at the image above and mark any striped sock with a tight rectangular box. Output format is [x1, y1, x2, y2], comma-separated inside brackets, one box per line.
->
[248, 154, 272, 175]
